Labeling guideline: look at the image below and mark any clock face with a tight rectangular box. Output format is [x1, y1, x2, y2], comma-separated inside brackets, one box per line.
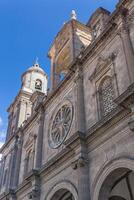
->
[49, 103, 73, 149]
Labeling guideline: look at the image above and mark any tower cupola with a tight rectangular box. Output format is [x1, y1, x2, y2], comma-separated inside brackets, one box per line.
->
[21, 61, 48, 95]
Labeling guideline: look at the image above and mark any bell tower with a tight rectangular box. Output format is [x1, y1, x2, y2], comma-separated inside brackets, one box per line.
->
[48, 11, 92, 89]
[6, 61, 48, 141]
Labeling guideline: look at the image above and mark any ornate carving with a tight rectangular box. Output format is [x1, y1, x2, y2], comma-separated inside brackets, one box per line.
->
[99, 76, 116, 116]
[89, 56, 111, 81]
[28, 189, 40, 199]
[74, 67, 83, 83]
[49, 102, 73, 149]
[72, 157, 88, 170]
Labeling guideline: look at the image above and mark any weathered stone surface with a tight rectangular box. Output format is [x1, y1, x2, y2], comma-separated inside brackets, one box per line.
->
[1, 0, 134, 200]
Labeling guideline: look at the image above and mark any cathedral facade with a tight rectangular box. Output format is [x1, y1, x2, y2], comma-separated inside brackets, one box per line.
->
[1, 0, 134, 199]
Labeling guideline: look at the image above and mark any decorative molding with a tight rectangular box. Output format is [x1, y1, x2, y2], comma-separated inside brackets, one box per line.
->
[89, 51, 118, 82]
[71, 156, 88, 170]
[27, 188, 40, 199]
[115, 82, 134, 109]
[48, 100, 74, 149]
[92, 157, 134, 200]
[45, 180, 78, 200]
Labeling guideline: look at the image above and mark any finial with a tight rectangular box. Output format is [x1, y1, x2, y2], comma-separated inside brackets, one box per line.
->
[35, 57, 39, 65]
[71, 10, 77, 20]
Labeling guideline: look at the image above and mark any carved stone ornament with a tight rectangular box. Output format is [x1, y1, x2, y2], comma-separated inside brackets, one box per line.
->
[71, 157, 88, 170]
[49, 101, 73, 149]
[27, 189, 40, 199]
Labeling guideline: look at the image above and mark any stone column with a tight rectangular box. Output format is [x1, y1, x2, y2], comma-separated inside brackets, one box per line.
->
[74, 66, 86, 133]
[119, 7, 134, 83]
[13, 135, 23, 188]
[34, 109, 45, 169]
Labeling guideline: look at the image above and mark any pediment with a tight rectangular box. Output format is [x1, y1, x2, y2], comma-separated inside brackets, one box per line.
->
[89, 56, 110, 81]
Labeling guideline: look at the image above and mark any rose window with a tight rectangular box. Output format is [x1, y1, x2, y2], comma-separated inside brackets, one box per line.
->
[49, 104, 73, 148]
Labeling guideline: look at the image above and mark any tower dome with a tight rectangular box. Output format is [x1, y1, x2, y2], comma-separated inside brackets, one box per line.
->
[27, 63, 46, 75]
[21, 61, 48, 95]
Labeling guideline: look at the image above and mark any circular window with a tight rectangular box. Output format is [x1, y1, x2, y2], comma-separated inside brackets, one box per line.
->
[49, 102, 73, 149]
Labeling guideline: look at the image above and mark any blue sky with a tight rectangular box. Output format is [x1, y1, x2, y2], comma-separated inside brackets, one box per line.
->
[0, 0, 118, 146]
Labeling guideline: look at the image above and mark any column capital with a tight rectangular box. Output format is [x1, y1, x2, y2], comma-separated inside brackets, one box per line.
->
[117, 7, 129, 35]
[74, 67, 84, 83]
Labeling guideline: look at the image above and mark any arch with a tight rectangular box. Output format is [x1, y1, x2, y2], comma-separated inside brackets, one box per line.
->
[45, 180, 78, 200]
[92, 157, 134, 200]
[35, 79, 42, 90]
[109, 196, 127, 200]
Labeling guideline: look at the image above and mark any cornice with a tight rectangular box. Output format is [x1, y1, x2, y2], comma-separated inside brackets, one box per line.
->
[86, 107, 130, 149]
[115, 83, 134, 108]
[7, 90, 32, 113]
[85, 83, 134, 151]
[39, 131, 85, 176]
[86, 106, 124, 137]
[80, 22, 117, 65]
[0, 110, 40, 153]
[0, 133, 17, 153]
[42, 69, 75, 108]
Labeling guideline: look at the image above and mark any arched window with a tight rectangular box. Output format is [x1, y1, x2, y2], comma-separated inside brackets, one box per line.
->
[35, 79, 42, 90]
[99, 76, 115, 117]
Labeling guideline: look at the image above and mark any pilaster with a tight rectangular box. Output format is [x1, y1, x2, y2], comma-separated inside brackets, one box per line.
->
[12, 133, 23, 188]
[34, 108, 45, 169]
[72, 156, 90, 200]
[7, 141, 17, 190]
[18, 99, 27, 127]
[74, 65, 86, 133]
